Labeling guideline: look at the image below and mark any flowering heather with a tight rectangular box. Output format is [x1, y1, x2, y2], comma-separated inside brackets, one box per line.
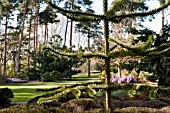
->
[110, 75, 137, 84]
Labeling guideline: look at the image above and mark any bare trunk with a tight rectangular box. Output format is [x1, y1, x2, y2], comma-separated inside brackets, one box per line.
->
[162, 9, 164, 29]
[70, 20, 73, 49]
[64, 18, 68, 47]
[34, 17, 36, 51]
[47, 25, 48, 43]
[36, 0, 40, 52]
[2, 16, 8, 77]
[28, 16, 32, 68]
[16, 0, 27, 72]
[44, 23, 47, 44]
[87, 35, 91, 77]
[70, 0, 74, 49]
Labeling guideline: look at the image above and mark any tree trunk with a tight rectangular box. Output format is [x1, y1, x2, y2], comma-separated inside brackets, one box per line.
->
[36, 0, 40, 52]
[28, 16, 32, 68]
[2, 16, 8, 77]
[70, 0, 74, 49]
[64, 18, 68, 47]
[88, 59, 91, 77]
[44, 23, 47, 44]
[103, 0, 111, 112]
[16, 0, 28, 72]
[87, 35, 91, 77]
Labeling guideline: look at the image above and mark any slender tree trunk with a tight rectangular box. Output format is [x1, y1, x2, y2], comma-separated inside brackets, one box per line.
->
[103, 0, 111, 112]
[33, 17, 36, 51]
[88, 59, 91, 77]
[46, 24, 48, 43]
[44, 23, 47, 44]
[87, 35, 91, 77]
[162, 9, 164, 29]
[16, 0, 28, 72]
[70, 0, 74, 49]
[64, 18, 68, 47]
[28, 16, 32, 68]
[36, 0, 40, 52]
[3, 16, 8, 77]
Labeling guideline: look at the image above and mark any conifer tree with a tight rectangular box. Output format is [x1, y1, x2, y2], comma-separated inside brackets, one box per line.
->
[44, 0, 170, 112]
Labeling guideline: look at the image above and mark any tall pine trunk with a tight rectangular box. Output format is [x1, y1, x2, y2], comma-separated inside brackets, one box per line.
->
[28, 16, 32, 68]
[87, 34, 91, 77]
[70, 0, 74, 49]
[16, 0, 28, 72]
[44, 23, 48, 44]
[2, 16, 8, 81]
[64, 18, 68, 47]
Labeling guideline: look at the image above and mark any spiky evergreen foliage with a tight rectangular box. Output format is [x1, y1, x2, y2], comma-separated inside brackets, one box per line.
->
[43, 0, 170, 112]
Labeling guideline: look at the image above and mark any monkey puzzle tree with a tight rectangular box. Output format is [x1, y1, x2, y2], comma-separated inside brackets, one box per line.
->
[44, 0, 170, 112]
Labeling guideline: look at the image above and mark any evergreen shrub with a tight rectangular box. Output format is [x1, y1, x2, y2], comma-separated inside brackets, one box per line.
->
[60, 98, 100, 113]
[41, 71, 61, 82]
[0, 88, 14, 106]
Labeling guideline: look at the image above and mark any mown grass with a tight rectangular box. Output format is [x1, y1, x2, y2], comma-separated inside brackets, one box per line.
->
[0, 73, 100, 102]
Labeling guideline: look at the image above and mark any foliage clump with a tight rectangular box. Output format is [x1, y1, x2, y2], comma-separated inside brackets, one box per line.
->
[0, 88, 13, 107]
[60, 98, 100, 113]
[0, 104, 68, 113]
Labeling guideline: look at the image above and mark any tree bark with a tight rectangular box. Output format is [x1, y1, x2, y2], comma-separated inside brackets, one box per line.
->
[16, 0, 28, 72]
[44, 23, 47, 44]
[87, 34, 91, 77]
[2, 16, 8, 77]
[28, 16, 32, 68]
[70, 0, 74, 49]
[64, 18, 68, 47]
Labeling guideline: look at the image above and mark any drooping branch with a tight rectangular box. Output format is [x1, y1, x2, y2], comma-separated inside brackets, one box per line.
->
[148, 46, 170, 56]
[61, 13, 101, 22]
[109, 43, 170, 59]
[107, 0, 170, 22]
[43, 47, 108, 59]
[109, 34, 154, 52]
[48, 1, 104, 20]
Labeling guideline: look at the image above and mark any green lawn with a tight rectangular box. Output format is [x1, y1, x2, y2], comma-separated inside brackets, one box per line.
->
[0, 73, 101, 102]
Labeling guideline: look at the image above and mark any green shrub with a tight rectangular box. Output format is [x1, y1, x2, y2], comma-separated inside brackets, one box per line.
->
[94, 63, 104, 72]
[111, 90, 129, 98]
[61, 70, 73, 78]
[157, 87, 170, 98]
[25, 68, 40, 80]
[41, 71, 61, 82]
[13, 72, 28, 80]
[0, 88, 14, 106]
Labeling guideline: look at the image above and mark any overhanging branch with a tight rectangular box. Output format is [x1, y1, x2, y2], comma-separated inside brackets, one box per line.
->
[43, 47, 108, 59]
[48, 1, 104, 19]
[108, 1, 170, 22]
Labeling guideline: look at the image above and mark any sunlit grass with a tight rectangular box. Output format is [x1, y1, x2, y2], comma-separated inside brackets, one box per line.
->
[72, 73, 100, 78]
[11, 88, 49, 102]
[1, 73, 101, 102]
